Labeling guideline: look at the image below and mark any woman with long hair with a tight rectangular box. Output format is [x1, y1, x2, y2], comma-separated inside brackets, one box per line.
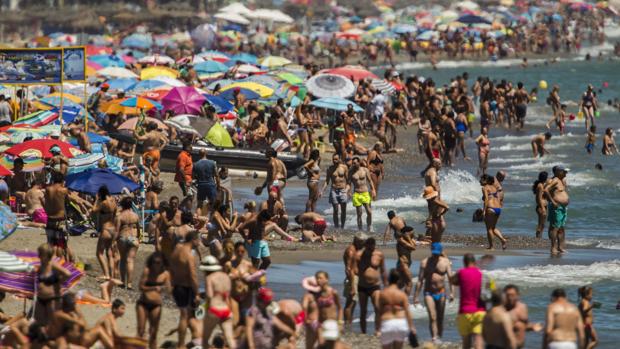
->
[578, 286, 598, 349]
[533, 171, 549, 238]
[92, 185, 117, 281]
[580, 84, 597, 131]
[367, 142, 385, 195]
[136, 252, 170, 349]
[304, 149, 321, 212]
[115, 196, 140, 289]
[34, 243, 71, 326]
[475, 127, 490, 176]
[481, 174, 507, 250]
[302, 271, 342, 349]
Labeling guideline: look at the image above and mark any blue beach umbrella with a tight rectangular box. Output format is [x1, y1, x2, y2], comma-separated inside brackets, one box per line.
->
[121, 33, 153, 49]
[89, 54, 126, 68]
[218, 88, 260, 101]
[310, 97, 363, 112]
[106, 78, 138, 91]
[194, 61, 229, 74]
[126, 80, 166, 94]
[457, 14, 492, 25]
[69, 132, 110, 146]
[66, 168, 140, 196]
[120, 97, 163, 110]
[204, 94, 234, 113]
[229, 53, 257, 64]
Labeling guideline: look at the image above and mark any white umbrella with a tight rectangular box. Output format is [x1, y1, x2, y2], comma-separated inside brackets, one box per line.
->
[97, 67, 138, 79]
[215, 12, 251, 25]
[371, 79, 395, 95]
[454, 0, 480, 11]
[148, 76, 187, 87]
[138, 55, 175, 65]
[248, 9, 294, 23]
[219, 2, 253, 16]
[305, 73, 355, 99]
[236, 64, 263, 74]
[165, 115, 202, 136]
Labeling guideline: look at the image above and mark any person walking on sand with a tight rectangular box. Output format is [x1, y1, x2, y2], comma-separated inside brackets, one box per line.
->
[343, 232, 366, 326]
[423, 186, 449, 242]
[321, 153, 349, 229]
[533, 172, 549, 238]
[544, 166, 570, 255]
[481, 174, 508, 250]
[413, 242, 454, 343]
[544, 288, 584, 349]
[169, 231, 201, 349]
[578, 286, 598, 349]
[255, 148, 287, 200]
[503, 284, 543, 349]
[482, 290, 517, 349]
[531, 132, 552, 158]
[451, 253, 486, 349]
[351, 237, 386, 334]
[377, 269, 417, 348]
[348, 157, 375, 231]
[137, 252, 171, 349]
[175, 143, 193, 197]
[193, 149, 220, 205]
[92, 185, 117, 281]
[201, 255, 235, 349]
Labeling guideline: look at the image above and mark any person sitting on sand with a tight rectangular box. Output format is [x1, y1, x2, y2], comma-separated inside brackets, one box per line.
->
[96, 299, 125, 347]
[22, 179, 46, 228]
[293, 212, 335, 243]
[531, 132, 552, 158]
[260, 187, 289, 231]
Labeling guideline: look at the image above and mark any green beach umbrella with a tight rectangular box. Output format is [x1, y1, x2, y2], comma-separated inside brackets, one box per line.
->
[205, 122, 234, 148]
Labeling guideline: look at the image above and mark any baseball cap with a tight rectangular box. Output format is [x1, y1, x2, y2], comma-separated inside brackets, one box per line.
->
[552, 165, 569, 173]
[431, 242, 443, 255]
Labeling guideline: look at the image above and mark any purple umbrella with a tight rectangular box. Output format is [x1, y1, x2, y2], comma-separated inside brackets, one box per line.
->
[161, 86, 206, 115]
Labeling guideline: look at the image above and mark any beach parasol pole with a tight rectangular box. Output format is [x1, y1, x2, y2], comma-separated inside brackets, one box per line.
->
[59, 84, 64, 126]
[83, 82, 88, 132]
[138, 157, 146, 242]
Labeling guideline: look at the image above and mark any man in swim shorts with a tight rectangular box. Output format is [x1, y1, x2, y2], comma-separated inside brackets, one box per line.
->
[348, 157, 375, 231]
[293, 212, 334, 243]
[544, 288, 584, 349]
[321, 154, 350, 229]
[451, 253, 485, 349]
[544, 166, 570, 255]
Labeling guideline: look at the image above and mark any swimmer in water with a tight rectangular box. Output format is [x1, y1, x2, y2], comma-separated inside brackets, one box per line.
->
[531, 132, 552, 158]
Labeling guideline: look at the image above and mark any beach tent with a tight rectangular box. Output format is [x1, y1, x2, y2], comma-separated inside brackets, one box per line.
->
[205, 123, 234, 148]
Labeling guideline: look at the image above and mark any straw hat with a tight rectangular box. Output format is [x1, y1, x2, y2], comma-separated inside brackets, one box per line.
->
[199, 255, 222, 272]
[423, 186, 438, 200]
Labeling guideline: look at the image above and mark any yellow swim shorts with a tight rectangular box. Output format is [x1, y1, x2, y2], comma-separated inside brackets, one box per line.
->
[352, 191, 371, 207]
[456, 311, 486, 336]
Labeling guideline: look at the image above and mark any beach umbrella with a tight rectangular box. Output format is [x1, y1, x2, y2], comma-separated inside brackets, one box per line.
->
[120, 97, 163, 110]
[310, 97, 363, 112]
[259, 56, 292, 68]
[118, 117, 168, 131]
[5, 139, 81, 159]
[138, 55, 175, 65]
[66, 168, 139, 195]
[305, 74, 355, 98]
[218, 88, 261, 101]
[416, 30, 438, 41]
[235, 64, 263, 75]
[0, 164, 12, 177]
[35, 96, 80, 110]
[164, 115, 201, 136]
[161, 87, 206, 115]
[98, 67, 138, 79]
[214, 12, 251, 25]
[67, 153, 123, 175]
[121, 33, 153, 49]
[148, 76, 186, 88]
[276, 72, 304, 85]
[457, 14, 492, 25]
[0, 251, 83, 298]
[243, 75, 280, 89]
[454, 0, 479, 11]
[0, 155, 44, 172]
[371, 79, 396, 94]
[220, 2, 253, 16]
[204, 94, 234, 113]
[392, 24, 417, 34]
[127, 80, 167, 94]
[199, 51, 230, 62]
[205, 123, 234, 148]
[106, 78, 138, 91]
[247, 9, 294, 23]
[206, 79, 236, 91]
[141, 66, 179, 80]
[220, 82, 274, 98]
[69, 132, 110, 146]
[89, 54, 126, 68]
[12, 110, 58, 128]
[323, 66, 378, 81]
[194, 60, 229, 74]
[230, 53, 258, 65]
[140, 88, 173, 102]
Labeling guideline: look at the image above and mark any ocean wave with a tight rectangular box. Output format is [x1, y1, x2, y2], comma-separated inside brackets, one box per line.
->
[568, 171, 607, 187]
[391, 57, 571, 71]
[505, 161, 562, 171]
[485, 260, 620, 288]
[567, 238, 620, 250]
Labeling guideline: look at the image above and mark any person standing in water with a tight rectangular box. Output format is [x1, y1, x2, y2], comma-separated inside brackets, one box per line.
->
[544, 288, 584, 349]
[503, 284, 543, 349]
[481, 174, 507, 250]
[546, 85, 562, 130]
[580, 85, 597, 131]
[303, 149, 321, 212]
[351, 237, 386, 334]
[602, 128, 618, 155]
[514, 82, 530, 130]
[531, 132, 552, 158]
[413, 242, 454, 343]
[348, 157, 375, 231]
[585, 126, 596, 155]
[544, 166, 570, 255]
[321, 153, 349, 229]
[366, 142, 385, 195]
[423, 186, 449, 242]
[475, 127, 490, 176]
[342, 232, 366, 326]
[376, 269, 417, 348]
[578, 286, 598, 349]
[533, 171, 549, 238]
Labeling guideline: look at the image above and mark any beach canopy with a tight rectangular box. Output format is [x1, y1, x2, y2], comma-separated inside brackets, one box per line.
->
[66, 168, 139, 195]
[5, 139, 82, 159]
[205, 122, 234, 148]
[310, 97, 364, 112]
[161, 86, 206, 115]
[305, 74, 355, 98]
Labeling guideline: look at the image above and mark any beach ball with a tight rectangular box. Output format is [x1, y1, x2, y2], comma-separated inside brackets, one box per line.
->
[603, 82, 609, 88]
[569, 113, 576, 121]
[539, 80, 548, 89]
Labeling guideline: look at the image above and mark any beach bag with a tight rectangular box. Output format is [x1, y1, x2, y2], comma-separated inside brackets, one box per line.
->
[472, 208, 484, 222]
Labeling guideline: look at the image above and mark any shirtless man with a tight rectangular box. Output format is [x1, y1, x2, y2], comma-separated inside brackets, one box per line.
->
[503, 284, 542, 348]
[513, 82, 529, 130]
[544, 288, 584, 349]
[394, 226, 416, 296]
[348, 157, 375, 231]
[351, 237, 386, 334]
[169, 231, 201, 349]
[69, 127, 91, 153]
[321, 154, 350, 228]
[343, 233, 366, 326]
[97, 299, 126, 346]
[48, 146, 69, 176]
[255, 148, 287, 200]
[135, 122, 168, 175]
[23, 179, 46, 228]
[544, 166, 570, 255]
[260, 187, 288, 231]
[482, 291, 517, 349]
[425, 125, 443, 163]
[531, 132, 552, 158]
[7, 158, 29, 201]
[201, 255, 235, 349]
[44, 173, 81, 261]
[413, 242, 454, 342]
[293, 212, 334, 243]
[382, 210, 406, 245]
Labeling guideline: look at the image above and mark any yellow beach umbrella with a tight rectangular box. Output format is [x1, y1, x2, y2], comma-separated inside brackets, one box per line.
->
[220, 82, 274, 98]
[45, 92, 82, 104]
[140, 66, 179, 80]
[259, 56, 292, 68]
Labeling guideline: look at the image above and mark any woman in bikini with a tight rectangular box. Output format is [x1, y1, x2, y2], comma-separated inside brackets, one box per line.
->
[296, 105, 312, 159]
[92, 185, 117, 281]
[137, 252, 170, 349]
[35, 243, 71, 326]
[367, 142, 385, 195]
[533, 171, 549, 238]
[302, 271, 342, 349]
[580, 85, 597, 131]
[115, 196, 140, 289]
[481, 174, 507, 250]
[578, 286, 598, 349]
[304, 149, 321, 213]
[377, 269, 417, 349]
[423, 187, 449, 243]
[475, 127, 490, 176]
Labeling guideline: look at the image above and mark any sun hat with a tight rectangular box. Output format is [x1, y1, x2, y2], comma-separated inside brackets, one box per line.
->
[199, 255, 222, 272]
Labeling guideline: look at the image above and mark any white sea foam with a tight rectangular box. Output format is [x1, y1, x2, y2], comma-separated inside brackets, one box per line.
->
[568, 238, 620, 250]
[485, 260, 620, 288]
[568, 171, 607, 187]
